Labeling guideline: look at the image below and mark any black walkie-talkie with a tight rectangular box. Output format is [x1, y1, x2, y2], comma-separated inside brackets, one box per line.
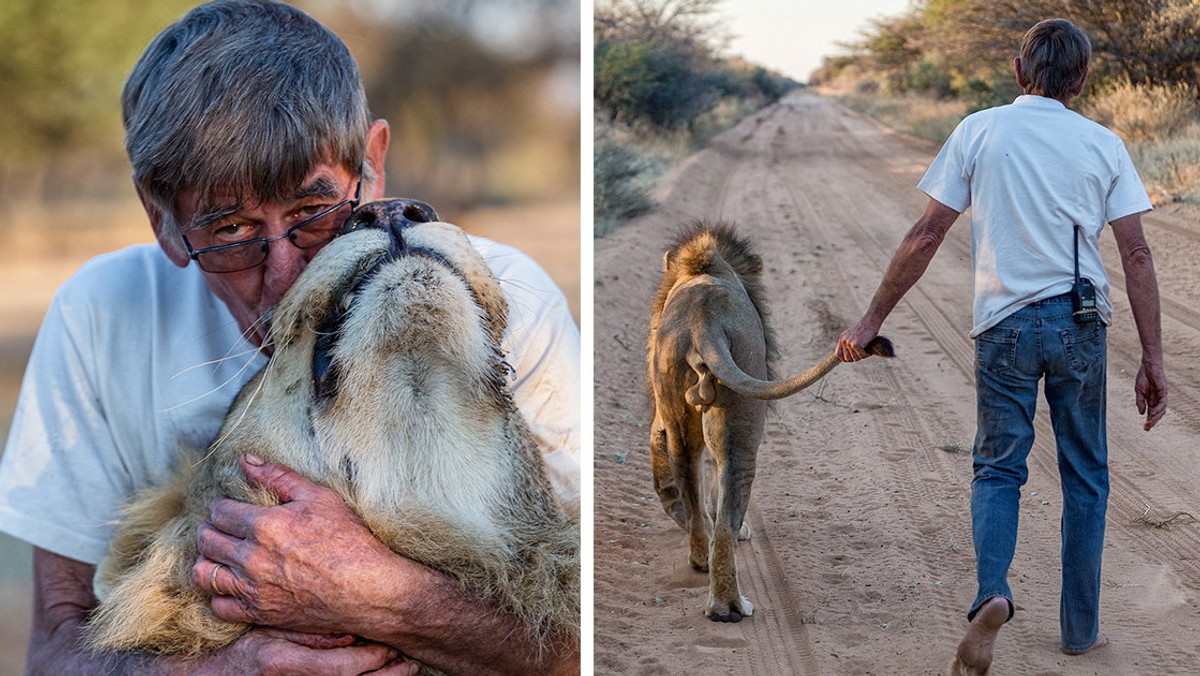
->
[1072, 225, 1098, 324]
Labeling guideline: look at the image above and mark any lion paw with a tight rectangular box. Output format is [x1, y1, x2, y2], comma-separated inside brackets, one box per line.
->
[706, 595, 754, 622]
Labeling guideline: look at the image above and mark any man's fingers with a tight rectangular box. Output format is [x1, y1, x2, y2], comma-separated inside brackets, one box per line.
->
[241, 454, 323, 504]
[247, 629, 401, 675]
[836, 339, 864, 363]
[1144, 395, 1168, 431]
[192, 555, 248, 597]
[211, 592, 257, 624]
[370, 659, 422, 676]
[196, 519, 254, 566]
[207, 498, 267, 541]
[316, 641, 400, 675]
[257, 627, 357, 650]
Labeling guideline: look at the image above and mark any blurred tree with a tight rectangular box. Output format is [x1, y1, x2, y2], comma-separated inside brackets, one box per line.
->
[0, 0, 579, 222]
[0, 0, 195, 199]
[858, 12, 927, 95]
[301, 0, 581, 209]
[595, 38, 719, 129]
[595, 0, 725, 47]
[595, 0, 793, 133]
[921, 0, 1200, 95]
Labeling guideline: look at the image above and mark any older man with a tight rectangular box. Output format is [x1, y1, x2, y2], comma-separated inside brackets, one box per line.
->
[0, 1, 580, 674]
[836, 18, 1166, 674]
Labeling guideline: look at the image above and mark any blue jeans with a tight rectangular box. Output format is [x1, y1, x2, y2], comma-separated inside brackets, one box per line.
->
[968, 294, 1108, 652]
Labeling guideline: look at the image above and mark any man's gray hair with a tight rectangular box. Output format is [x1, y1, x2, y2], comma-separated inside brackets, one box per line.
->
[123, 0, 370, 242]
[1018, 19, 1091, 100]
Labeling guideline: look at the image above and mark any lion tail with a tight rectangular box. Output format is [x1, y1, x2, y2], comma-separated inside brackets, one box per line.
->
[696, 336, 894, 402]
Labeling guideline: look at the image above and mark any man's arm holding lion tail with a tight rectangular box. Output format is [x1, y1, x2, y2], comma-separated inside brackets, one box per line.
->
[694, 336, 894, 402]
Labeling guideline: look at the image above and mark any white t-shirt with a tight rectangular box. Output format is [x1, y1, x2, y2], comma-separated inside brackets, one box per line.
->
[918, 95, 1152, 337]
[0, 237, 580, 565]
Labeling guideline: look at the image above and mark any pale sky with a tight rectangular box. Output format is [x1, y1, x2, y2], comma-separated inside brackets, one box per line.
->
[720, 0, 913, 82]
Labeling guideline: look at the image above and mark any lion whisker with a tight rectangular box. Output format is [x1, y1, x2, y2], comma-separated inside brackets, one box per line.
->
[194, 357, 274, 467]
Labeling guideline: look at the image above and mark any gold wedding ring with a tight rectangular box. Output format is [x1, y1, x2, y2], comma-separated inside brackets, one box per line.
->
[210, 563, 225, 596]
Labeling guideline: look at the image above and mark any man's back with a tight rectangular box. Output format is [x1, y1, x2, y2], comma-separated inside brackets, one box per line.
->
[919, 95, 1151, 335]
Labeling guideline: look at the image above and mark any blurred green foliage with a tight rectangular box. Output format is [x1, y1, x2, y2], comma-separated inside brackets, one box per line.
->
[813, 0, 1200, 107]
[0, 0, 580, 222]
[0, 0, 196, 164]
[592, 0, 798, 234]
[594, 0, 797, 133]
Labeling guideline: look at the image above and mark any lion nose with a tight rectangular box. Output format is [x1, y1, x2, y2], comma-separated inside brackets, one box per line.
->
[341, 199, 440, 250]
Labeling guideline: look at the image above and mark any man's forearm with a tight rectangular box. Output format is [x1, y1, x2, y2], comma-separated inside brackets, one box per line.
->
[1121, 241, 1163, 363]
[360, 556, 578, 675]
[863, 204, 957, 328]
[26, 612, 190, 676]
[1111, 214, 1163, 363]
[27, 548, 191, 676]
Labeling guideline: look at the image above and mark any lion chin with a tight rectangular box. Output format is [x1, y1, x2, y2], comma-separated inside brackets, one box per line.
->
[646, 221, 891, 622]
[86, 199, 579, 671]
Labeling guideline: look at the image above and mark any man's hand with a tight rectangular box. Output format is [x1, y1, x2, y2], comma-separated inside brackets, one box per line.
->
[201, 628, 417, 676]
[836, 197, 959, 363]
[195, 454, 579, 675]
[1136, 360, 1168, 431]
[836, 319, 881, 362]
[1110, 213, 1166, 432]
[193, 454, 398, 637]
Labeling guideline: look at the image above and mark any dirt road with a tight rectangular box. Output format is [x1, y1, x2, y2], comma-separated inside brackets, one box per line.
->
[593, 91, 1200, 675]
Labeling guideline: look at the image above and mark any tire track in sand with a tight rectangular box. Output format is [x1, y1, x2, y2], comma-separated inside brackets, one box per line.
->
[637, 104, 825, 675]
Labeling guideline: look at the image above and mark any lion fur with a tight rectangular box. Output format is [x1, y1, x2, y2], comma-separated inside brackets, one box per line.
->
[86, 208, 579, 666]
[646, 221, 891, 621]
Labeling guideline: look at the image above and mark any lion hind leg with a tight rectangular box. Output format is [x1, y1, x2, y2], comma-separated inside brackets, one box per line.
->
[663, 421, 710, 572]
[704, 523, 753, 622]
[86, 517, 247, 656]
[702, 410, 759, 622]
[650, 416, 688, 530]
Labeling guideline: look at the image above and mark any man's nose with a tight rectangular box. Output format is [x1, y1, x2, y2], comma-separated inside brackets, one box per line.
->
[261, 232, 314, 300]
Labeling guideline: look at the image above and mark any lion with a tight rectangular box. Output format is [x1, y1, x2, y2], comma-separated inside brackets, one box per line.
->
[647, 221, 892, 622]
[85, 200, 579, 669]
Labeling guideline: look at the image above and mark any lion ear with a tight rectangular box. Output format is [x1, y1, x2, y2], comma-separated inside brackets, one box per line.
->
[662, 250, 672, 271]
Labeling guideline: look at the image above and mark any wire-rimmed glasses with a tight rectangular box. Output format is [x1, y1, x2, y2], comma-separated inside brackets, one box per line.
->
[180, 179, 362, 273]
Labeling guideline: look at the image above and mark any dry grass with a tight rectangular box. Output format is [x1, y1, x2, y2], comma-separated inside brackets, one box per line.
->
[593, 127, 665, 237]
[831, 92, 967, 145]
[594, 101, 754, 237]
[1083, 82, 1200, 202]
[1127, 122, 1200, 204]
[1084, 81, 1199, 143]
[822, 83, 1200, 204]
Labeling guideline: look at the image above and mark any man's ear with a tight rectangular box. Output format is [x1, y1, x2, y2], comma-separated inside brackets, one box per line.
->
[364, 119, 390, 201]
[1072, 68, 1090, 98]
[136, 183, 189, 268]
[1012, 57, 1028, 92]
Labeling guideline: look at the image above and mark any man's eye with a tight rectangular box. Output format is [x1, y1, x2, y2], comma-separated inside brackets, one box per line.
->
[299, 203, 333, 219]
[213, 222, 255, 242]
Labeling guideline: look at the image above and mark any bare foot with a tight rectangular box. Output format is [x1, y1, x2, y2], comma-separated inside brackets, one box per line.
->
[948, 597, 1009, 675]
[1062, 633, 1108, 656]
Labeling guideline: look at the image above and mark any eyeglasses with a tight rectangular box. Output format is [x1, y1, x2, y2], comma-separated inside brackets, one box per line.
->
[180, 179, 362, 273]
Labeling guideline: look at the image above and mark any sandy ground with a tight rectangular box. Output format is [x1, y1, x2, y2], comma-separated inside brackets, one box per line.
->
[593, 91, 1200, 675]
[0, 199, 578, 675]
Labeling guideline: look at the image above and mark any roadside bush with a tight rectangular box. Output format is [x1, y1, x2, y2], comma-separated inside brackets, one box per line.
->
[1128, 122, 1200, 204]
[1084, 81, 1199, 143]
[595, 38, 716, 131]
[594, 132, 661, 236]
